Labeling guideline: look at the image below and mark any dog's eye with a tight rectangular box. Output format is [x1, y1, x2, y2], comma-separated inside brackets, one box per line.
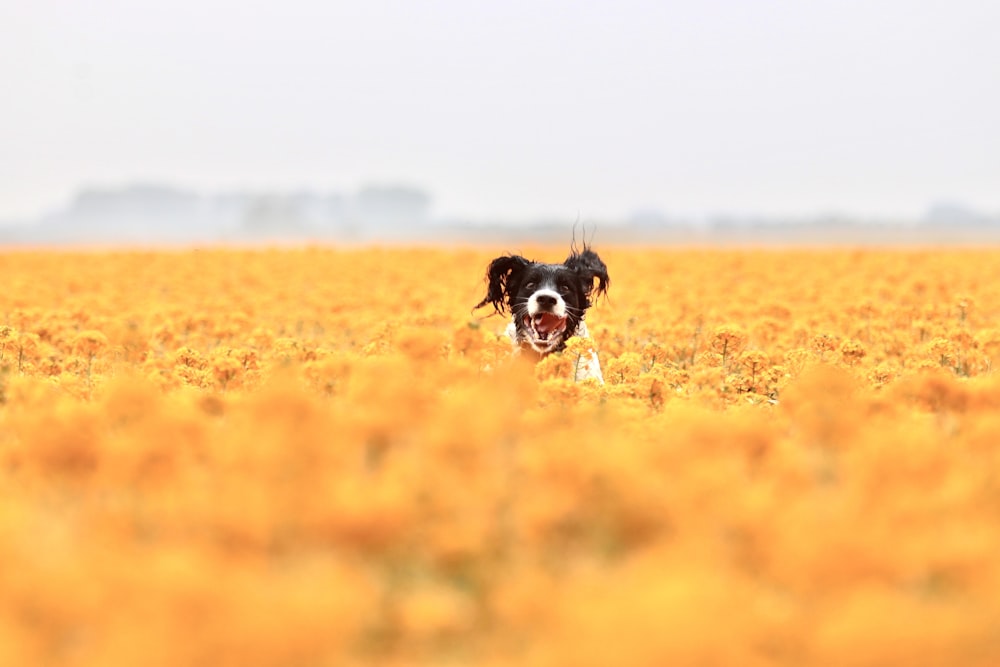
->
[524, 282, 536, 290]
[558, 284, 571, 294]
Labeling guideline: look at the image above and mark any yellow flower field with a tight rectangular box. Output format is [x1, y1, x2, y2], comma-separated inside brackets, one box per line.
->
[2, 245, 1000, 666]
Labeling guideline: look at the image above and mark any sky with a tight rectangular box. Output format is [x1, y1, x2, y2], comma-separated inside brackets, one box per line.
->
[2, 0, 999, 224]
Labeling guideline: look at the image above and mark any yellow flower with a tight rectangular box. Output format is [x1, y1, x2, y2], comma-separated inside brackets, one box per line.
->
[172, 346, 207, 369]
[710, 324, 747, 365]
[210, 354, 243, 389]
[925, 337, 958, 367]
[71, 329, 108, 357]
[809, 331, 839, 354]
[839, 339, 867, 366]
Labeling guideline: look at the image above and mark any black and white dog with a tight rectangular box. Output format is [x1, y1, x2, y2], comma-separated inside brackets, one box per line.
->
[475, 244, 610, 382]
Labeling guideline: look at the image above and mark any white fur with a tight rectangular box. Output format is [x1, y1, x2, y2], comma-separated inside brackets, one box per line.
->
[527, 288, 567, 317]
[505, 319, 604, 384]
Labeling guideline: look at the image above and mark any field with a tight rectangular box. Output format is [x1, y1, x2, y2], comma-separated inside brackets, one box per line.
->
[3, 245, 1000, 666]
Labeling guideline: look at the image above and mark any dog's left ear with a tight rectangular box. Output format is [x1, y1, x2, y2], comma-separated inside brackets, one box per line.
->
[475, 254, 530, 315]
[564, 246, 610, 301]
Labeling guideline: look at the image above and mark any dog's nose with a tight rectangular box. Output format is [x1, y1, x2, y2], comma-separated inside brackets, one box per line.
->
[536, 294, 557, 308]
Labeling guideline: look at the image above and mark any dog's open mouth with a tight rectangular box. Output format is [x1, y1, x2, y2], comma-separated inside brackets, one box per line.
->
[524, 312, 568, 343]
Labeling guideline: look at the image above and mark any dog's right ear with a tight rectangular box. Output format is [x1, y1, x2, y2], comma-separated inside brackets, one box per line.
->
[474, 254, 530, 315]
[564, 245, 610, 302]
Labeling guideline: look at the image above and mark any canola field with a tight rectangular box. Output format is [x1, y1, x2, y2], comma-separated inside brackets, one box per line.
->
[2, 245, 1000, 666]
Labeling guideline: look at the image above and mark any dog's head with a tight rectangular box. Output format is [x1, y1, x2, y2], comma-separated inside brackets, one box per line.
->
[475, 244, 609, 355]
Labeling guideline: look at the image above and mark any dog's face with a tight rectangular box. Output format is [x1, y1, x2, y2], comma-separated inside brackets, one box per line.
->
[475, 245, 610, 355]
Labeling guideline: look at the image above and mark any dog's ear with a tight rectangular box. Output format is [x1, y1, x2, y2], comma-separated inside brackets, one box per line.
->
[564, 246, 609, 301]
[475, 254, 530, 315]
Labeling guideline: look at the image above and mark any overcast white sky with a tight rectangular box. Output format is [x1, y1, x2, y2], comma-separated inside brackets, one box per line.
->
[2, 0, 999, 223]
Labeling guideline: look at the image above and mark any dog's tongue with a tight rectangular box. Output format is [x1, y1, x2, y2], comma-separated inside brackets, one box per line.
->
[534, 312, 563, 333]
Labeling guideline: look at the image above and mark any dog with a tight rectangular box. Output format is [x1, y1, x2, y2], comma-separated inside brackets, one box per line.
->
[475, 243, 609, 383]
